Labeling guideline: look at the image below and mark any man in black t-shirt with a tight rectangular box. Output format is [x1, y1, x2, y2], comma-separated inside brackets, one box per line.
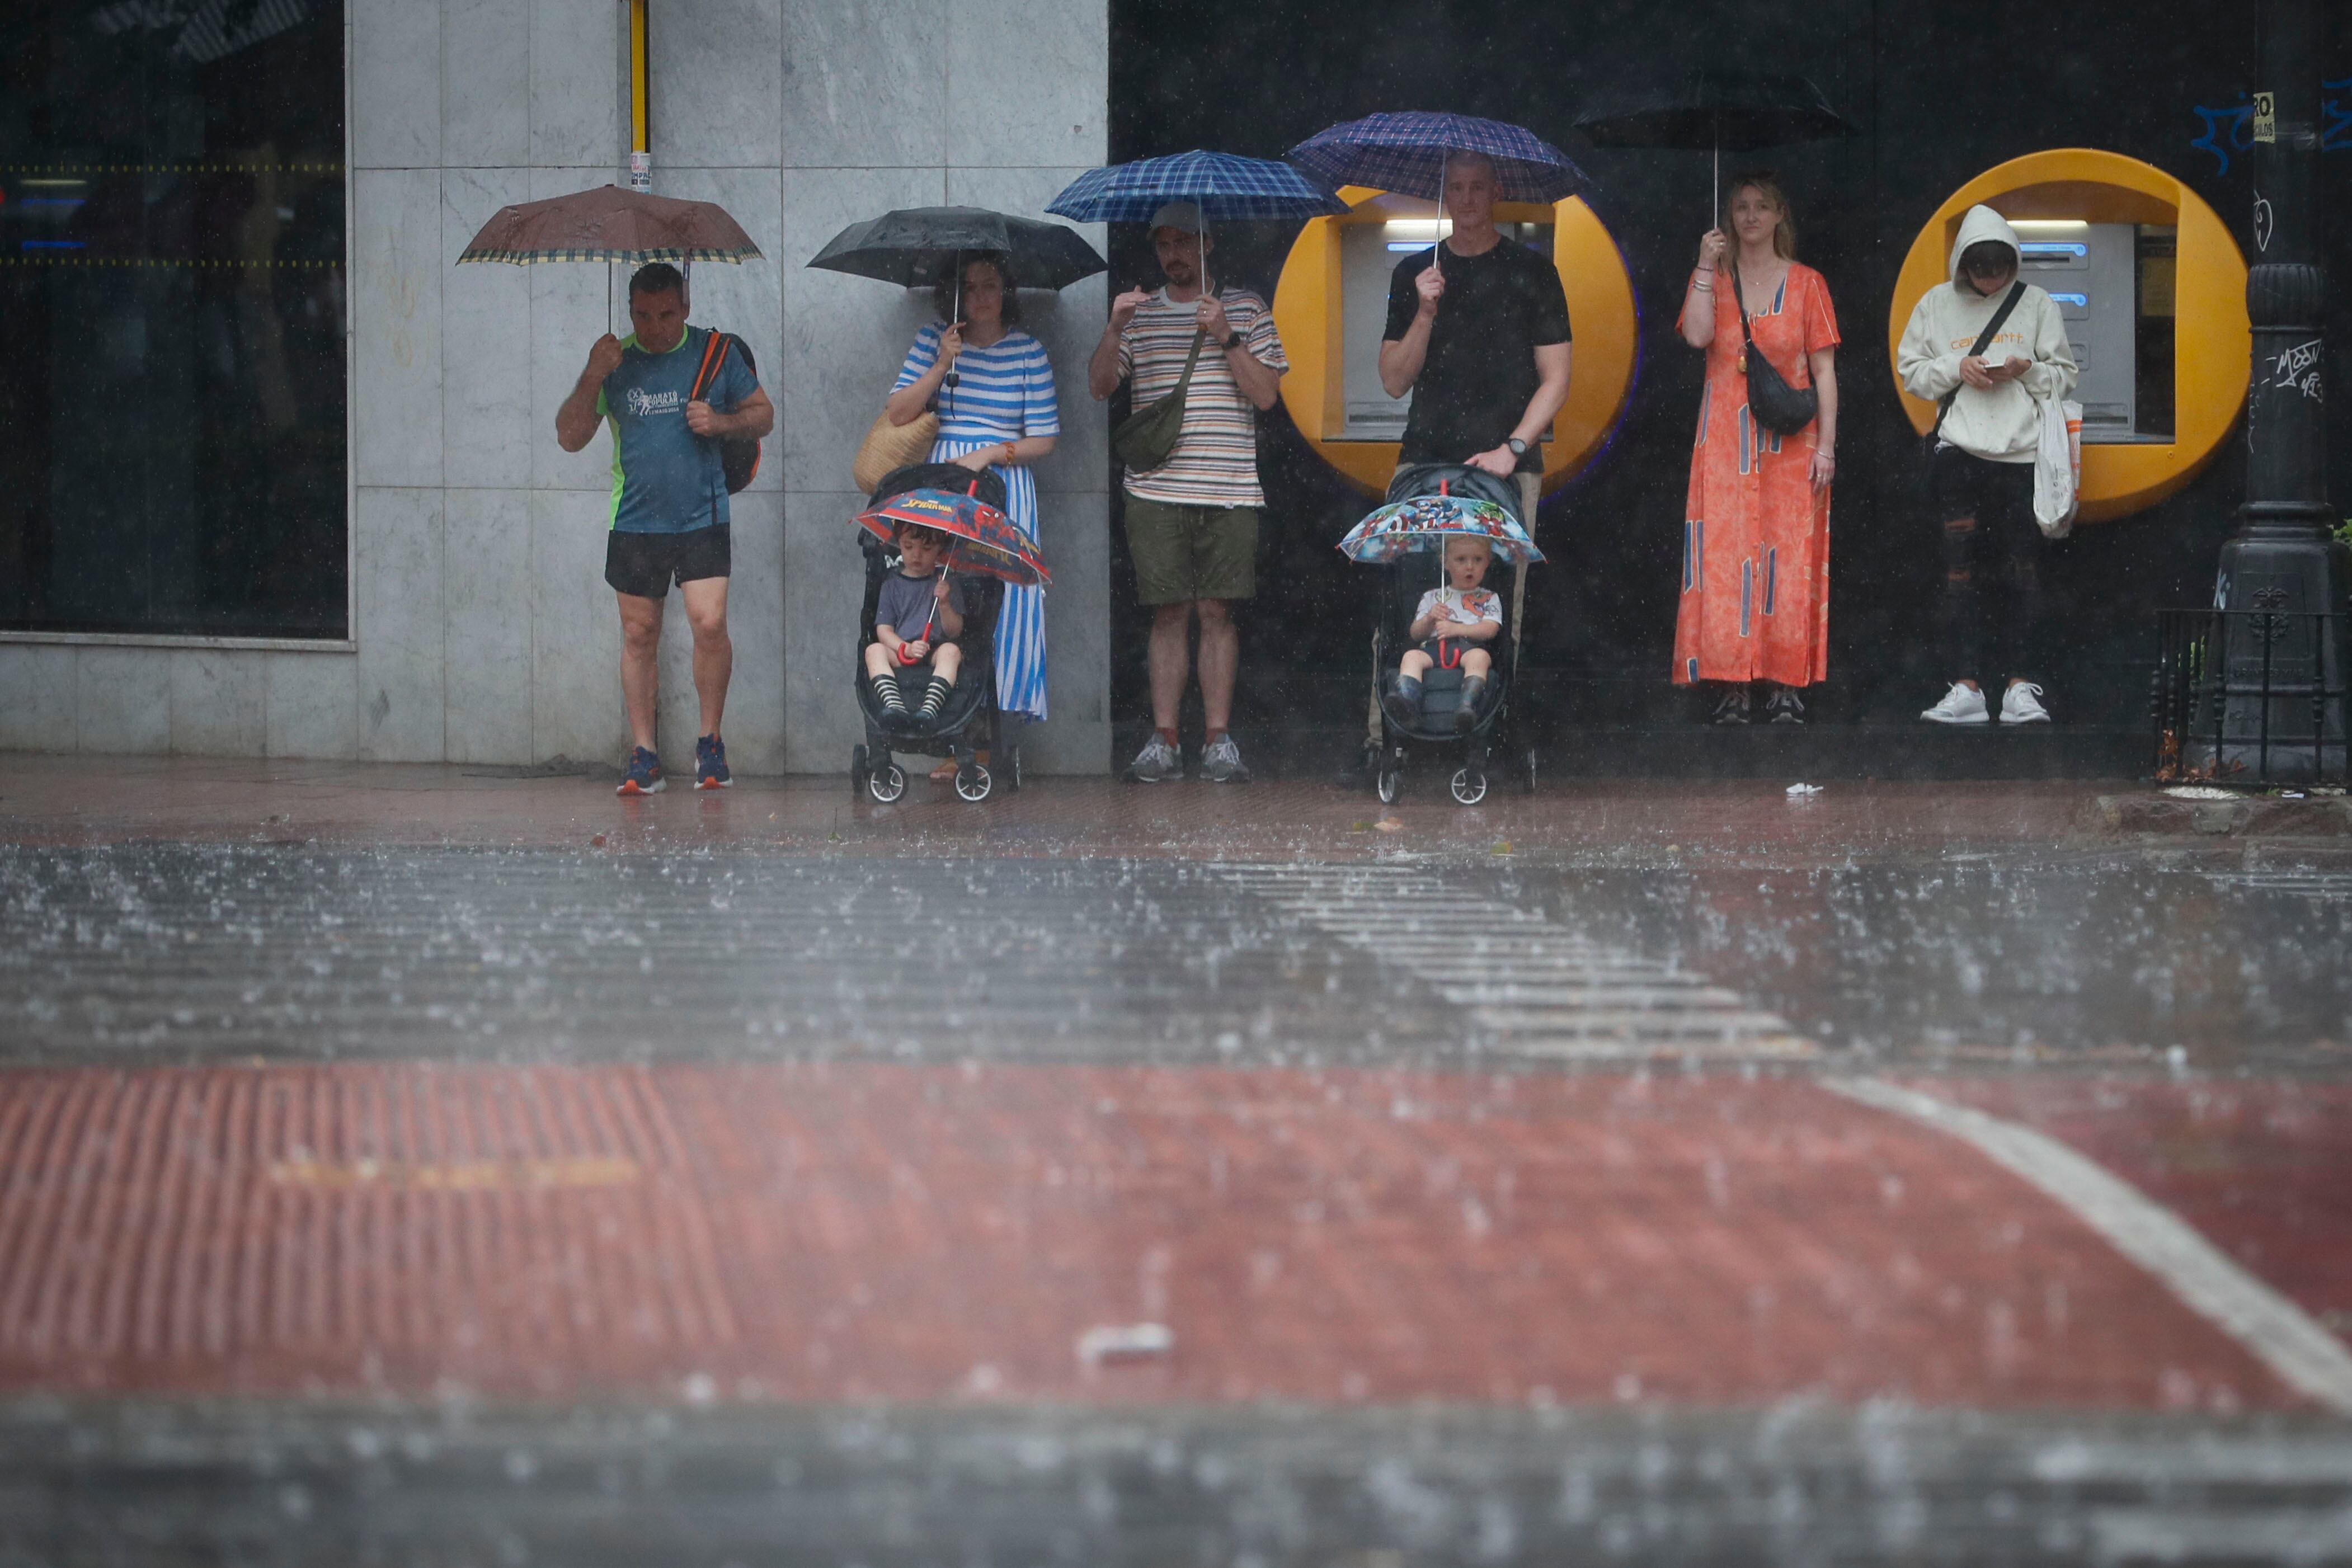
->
[1379, 152, 1573, 514]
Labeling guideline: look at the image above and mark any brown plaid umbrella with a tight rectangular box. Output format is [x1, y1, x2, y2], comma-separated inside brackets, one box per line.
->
[456, 184, 762, 266]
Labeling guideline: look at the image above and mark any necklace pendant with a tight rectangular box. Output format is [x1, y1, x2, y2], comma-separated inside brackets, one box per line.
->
[1736, 352, 1747, 373]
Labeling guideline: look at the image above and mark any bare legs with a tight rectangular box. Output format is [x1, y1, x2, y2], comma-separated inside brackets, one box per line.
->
[615, 576, 732, 753]
[1149, 599, 1237, 734]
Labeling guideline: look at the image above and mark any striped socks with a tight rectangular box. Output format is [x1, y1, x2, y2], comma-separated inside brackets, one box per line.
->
[916, 675, 954, 719]
[869, 671, 905, 715]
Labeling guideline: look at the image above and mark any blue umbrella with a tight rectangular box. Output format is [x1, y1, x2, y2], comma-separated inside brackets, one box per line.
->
[1045, 151, 1349, 225]
[1288, 112, 1593, 205]
[1338, 493, 1546, 568]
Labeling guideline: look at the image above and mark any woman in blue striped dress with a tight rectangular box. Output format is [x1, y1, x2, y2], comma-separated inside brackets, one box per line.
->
[883, 255, 1059, 725]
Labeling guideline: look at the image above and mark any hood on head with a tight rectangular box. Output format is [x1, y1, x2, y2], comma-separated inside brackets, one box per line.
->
[1947, 203, 2021, 288]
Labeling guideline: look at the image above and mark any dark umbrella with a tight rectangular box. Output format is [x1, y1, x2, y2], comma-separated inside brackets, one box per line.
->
[1046, 152, 1348, 284]
[1574, 70, 1854, 218]
[1288, 112, 1593, 205]
[805, 206, 1107, 292]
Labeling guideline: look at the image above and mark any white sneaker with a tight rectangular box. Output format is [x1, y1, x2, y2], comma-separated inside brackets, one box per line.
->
[1921, 683, 1989, 724]
[2000, 681, 2052, 724]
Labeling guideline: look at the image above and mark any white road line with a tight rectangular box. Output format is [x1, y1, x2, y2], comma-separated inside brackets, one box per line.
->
[1222, 864, 1814, 1061]
[1827, 1076, 2352, 1417]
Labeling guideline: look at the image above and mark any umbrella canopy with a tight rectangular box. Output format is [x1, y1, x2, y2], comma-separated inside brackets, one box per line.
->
[1573, 70, 1854, 151]
[805, 207, 1107, 291]
[1045, 152, 1348, 224]
[1288, 112, 1592, 205]
[857, 488, 1052, 590]
[1338, 493, 1545, 567]
[457, 185, 763, 266]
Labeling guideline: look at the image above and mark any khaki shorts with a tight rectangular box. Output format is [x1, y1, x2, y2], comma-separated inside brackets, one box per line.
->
[1123, 497, 1258, 605]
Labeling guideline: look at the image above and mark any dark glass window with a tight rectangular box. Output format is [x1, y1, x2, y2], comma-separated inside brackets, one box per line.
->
[0, 2, 346, 639]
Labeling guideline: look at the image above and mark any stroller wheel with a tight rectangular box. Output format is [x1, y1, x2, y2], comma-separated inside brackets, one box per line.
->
[1521, 748, 1538, 795]
[954, 762, 993, 803]
[1450, 766, 1489, 806]
[850, 745, 868, 798]
[867, 761, 906, 804]
[1375, 766, 1400, 805]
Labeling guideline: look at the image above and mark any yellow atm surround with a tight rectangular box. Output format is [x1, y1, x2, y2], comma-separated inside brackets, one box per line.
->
[1272, 186, 1638, 498]
[1888, 149, 2248, 524]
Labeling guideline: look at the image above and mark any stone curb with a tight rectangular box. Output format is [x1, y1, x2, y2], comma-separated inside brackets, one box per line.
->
[2091, 794, 2352, 837]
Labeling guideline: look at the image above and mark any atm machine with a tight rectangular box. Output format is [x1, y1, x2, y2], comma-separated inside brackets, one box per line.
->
[2011, 218, 2175, 443]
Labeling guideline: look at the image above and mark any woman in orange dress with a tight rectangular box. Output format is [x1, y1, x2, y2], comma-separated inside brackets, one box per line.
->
[1673, 172, 1840, 724]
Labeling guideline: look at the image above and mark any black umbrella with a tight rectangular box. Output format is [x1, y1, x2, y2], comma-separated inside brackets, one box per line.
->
[1574, 70, 1854, 217]
[805, 206, 1108, 292]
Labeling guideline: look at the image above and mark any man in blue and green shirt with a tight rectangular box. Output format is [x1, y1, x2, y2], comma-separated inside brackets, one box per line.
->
[556, 263, 772, 794]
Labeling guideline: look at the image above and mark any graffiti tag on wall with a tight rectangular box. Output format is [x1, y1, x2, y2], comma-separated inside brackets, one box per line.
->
[2192, 79, 2352, 176]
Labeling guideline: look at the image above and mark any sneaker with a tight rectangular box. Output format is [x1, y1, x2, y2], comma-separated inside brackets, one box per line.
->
[694, 733, 731, 789]
[1125, 734, 1182, 783]
[1199, 733, 1250, 783]
[1921, 683, 1989, 724]
[617, 745, 665, 795]
[1765, 687, 1806, 725]
[1711, 688, 1751, 726]
[2000, 681, 2052, 724]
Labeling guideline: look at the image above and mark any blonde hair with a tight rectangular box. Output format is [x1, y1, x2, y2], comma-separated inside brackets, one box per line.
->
[1718, 171, 1797, 265]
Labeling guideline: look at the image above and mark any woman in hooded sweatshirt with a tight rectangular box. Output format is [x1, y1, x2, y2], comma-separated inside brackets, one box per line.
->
[1898, 205, 2078, 726]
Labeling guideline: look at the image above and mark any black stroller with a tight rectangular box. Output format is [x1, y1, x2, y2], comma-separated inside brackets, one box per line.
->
[849, 463, 1020, 804]
[1360, 463, 1538, 806]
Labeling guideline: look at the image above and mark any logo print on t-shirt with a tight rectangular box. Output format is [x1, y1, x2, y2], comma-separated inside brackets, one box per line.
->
[624, 386, 683, 417]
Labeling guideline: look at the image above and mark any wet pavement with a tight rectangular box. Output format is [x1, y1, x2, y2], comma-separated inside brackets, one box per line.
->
[2, 755, 2350, 1565]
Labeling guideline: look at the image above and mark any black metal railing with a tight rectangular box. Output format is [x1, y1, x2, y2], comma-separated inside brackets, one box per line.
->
[2152, 609, 2350, 786]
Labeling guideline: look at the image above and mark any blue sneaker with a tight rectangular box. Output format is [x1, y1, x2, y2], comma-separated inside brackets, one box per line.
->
[694, 733, 732, 790]
[617, 745, 665, 795]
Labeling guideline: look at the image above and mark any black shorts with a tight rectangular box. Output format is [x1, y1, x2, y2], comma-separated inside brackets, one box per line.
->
[1415, 638, 1496, 670]
[604, 525, 731, 600]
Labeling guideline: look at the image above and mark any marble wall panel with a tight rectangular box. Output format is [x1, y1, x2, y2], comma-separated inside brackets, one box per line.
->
[648, 0, 782, 169]
[0, 647, 79, 753]
[353, 169, 446, 490]
[76, 648, 171, 756]
[779, 167, 944, 496]
[530, 491, 631, 764]
[443, 489, 537, 762]
[442, 0, 531, 166]
[943, 0, 1105, 173]
[779, 491, 873, 770]
[528, 0, 625, 169]
[443, 168, 536, 488]
[169, 651, 268, 756]
[780, 0, 947, 170]
[351, 0, 441, 169]
[266, 654, 359, 759]
[721, 495, 787, 774]
[354, 488, 447, 762]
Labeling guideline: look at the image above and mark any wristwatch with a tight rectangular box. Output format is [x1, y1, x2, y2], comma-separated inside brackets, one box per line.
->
[1505, 436, 1528, 458]
[1221, 329, 1244, 351]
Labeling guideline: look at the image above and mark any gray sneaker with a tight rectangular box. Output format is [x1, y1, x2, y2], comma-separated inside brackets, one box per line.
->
[1125, 734, 1182, 783]
[1199, 733, 1250, 783]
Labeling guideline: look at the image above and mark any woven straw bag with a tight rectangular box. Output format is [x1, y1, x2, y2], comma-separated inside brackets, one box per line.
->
[853, 409, 938, 496]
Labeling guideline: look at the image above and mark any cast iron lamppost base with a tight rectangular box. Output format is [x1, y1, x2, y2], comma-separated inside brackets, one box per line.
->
[2197, 0, 2348, 783]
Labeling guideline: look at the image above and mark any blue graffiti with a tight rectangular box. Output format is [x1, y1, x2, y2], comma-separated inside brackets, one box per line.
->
[2193, 78, 2352, 176]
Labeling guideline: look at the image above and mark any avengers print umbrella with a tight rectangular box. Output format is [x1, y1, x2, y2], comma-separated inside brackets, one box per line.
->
[1337, 492, 1546, 567]
[855, 487, 1052, 589]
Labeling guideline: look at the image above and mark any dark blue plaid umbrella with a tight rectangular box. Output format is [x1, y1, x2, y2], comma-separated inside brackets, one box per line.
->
[1045, 151, 1348, 224]
[1288, 113, 1592, 204]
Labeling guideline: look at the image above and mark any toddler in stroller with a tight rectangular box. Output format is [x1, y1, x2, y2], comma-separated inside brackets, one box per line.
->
[863, 520, 967, 727]
[1385, 534, 1501, 732]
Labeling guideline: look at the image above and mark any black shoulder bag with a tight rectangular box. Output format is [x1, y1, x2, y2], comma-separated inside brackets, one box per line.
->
[1729, 267, 1819, 437]
[1925, 280, 2026, 454]
[689, 329, 761, 495]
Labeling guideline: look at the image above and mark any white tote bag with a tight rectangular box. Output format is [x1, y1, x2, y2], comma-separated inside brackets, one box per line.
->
[2033, 395, 2082, 539]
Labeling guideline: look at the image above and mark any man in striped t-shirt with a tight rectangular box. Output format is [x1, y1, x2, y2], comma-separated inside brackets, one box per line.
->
[1088, 201, 1288, 784]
